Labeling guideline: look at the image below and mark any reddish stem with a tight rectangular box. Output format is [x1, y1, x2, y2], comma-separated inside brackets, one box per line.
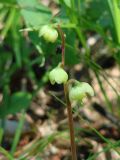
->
[57, 25, 77, 160]
[64, 84, 77, 160]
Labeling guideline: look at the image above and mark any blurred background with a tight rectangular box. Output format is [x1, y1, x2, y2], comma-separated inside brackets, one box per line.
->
[0, 0, 120, 159]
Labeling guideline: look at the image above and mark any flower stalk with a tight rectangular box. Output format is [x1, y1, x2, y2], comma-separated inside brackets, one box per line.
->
[57, 25, 77, 160]
[48, 24, 94, 160]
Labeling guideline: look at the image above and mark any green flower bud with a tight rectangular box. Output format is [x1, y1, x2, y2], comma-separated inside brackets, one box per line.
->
[49, 67, 68, 85]
[69, 81, 94, 102]
[39, 25, 58, 43]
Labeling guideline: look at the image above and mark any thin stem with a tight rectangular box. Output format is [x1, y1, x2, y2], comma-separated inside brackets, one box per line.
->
[0, 119, 5, 145]
[77, 0, 81, 16]
[0, 128, 4, 145]
[57, 25, 65, 67]
[94, 71, 112, 112]
[64, 84, 77, 160]
[75, 27, 90, 57]
[58, 25, 77, 160]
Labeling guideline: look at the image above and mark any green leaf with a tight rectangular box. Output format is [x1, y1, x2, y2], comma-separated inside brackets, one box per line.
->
[29, 31, 56, 59]
[85, 0, 111, 28]
[63, 0, 71, 8]
[118, 0, 120, 8]
[0, 92, 32, 118]
[16, 0, 53, 67]
[16, 0, 52, 28]
[10, 92, 32, 113]
[65, 29, 79, 65]
[0, 0, 16, 4]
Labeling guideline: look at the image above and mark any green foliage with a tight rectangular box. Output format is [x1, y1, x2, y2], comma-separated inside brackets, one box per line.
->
[0, 92, 32, 118]
[107, 0, 120, 43]
[16, 0, 79, 66]
[63, 0, 71, 8]
[0, 0, 16, 4]
[16, 0, 52, 28]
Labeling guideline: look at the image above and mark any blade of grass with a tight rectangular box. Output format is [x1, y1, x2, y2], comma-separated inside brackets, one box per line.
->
[11, 12, 22, 68]
[94, 70, 113, 112]
[10, 110, 26, 155]
[88, 140, 120, 160]
[0, 8, 16, 41]
[70, 0, 90, 57]
[0, 128, 4, 145]
[0, 146, 13, 160]
[48, 91, 66, 106]
[107, 0, 120, 44]
[17, 132, 66, 159]
[0, 118, 6, 146]
[73, 107, 120, 156]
